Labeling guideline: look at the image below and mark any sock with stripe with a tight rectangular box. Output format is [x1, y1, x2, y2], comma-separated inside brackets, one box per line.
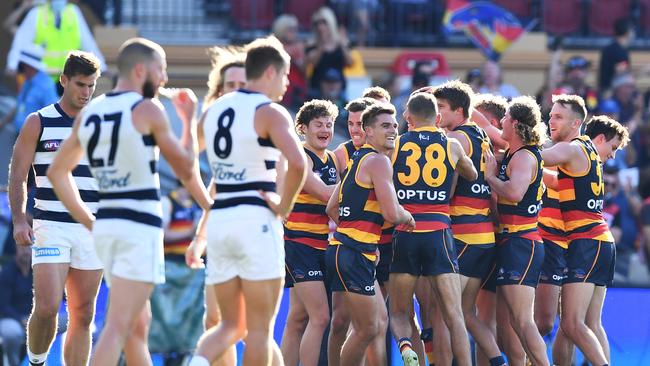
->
[398, 337, 414, 353]
[420, 327, 434, 365]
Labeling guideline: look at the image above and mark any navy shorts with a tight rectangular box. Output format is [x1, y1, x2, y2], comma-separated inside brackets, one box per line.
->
[326, 244, 376, 296]
[480, 263, 498, 293]
[539, 239, 568, 286]
[565, 239, 615, 287]
[391, 229, 459, 277]
[455, 242, 495, 279]
[376, 243, 392, 285]
[284, 240, 326, 288]
[496, 238, 544, 288]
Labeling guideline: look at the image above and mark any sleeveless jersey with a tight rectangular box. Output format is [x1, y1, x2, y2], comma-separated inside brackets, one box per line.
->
[538, 182, 568, 248]
[203, 90, 281, 211]
[284, 147, 338, 250]
[164, 192, 200, 255]
[78, 91, 162, 229]
[449, 122, 495, 245]
[331, 144, 384, 257]
[557, 136, 614, 242]
[392, 126, 456, 232]
[496, 145, 544, 241]
[33, 103, 98, 224]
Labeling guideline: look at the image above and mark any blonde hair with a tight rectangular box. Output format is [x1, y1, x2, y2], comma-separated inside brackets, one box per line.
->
[508, 96, 548, 146]
[311, 6, 340, 44]
[272, 14, 299, 41]
[204, 45, 245, 107]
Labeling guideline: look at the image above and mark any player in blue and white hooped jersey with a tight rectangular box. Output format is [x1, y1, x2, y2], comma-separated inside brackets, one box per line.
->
[47, 38, 212, 366]
[7, 51, 101, 366]
[189, 36, 308, 366]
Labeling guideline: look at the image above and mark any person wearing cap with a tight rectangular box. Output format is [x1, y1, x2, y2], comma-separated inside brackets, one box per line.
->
[564, 55, 599, 113]
[0, 43, 58, 134]
[6, 0, 106, 87]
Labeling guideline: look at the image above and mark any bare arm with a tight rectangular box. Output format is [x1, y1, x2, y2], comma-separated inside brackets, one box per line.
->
[333, 144, 348, 175]
[46, 116, 95, 230]
[302, 157, 337, 203]
[449, 138, 477, 181]
[540, 141, 581, 168]
[326, 182, 342, 225]
[185, 180, 215, 269]
[484, 148, 535, 203]
[8, 113, 39, 245]
[542, 168, 558, 190]
[364, 155, 414, 228]
[471, 109, 507, 150]
[258, 104, 307, 218]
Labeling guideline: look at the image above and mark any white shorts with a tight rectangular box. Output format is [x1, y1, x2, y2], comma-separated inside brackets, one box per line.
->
[206, 205, 284, 285]
[32, 220, 102, 270]
[93, 221, 165, 286]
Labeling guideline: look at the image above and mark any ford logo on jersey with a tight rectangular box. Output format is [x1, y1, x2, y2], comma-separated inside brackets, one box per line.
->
[41, 139, 62, 151]
[212, 162, 246, 181]
[34, 247, 61, 257]
[96, 170, 131, 190]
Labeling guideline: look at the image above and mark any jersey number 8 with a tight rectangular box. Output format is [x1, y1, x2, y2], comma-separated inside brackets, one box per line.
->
[213, 108, 235, 159]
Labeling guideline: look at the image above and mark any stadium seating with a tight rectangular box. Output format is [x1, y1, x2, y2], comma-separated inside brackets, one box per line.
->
[542, 0, 583, 35]
[587, 0, 632, 36]
[283, 0, 326, 30]
[493, 0, 533, 19]
[230, 0, 274, 30]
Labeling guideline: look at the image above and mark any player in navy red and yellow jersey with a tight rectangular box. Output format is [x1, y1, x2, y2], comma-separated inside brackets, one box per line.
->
[472, 94, 508, 366]
[533, 95, 587, 366]
[333, 97, 377, 174]
[484, 96, 550, 366]
[541, 115, 629, 366]
[433, 82, 506, 366]
[389, 92, 476, 366]
[326, 103, 415, 366]
[279, 99, 339, 366]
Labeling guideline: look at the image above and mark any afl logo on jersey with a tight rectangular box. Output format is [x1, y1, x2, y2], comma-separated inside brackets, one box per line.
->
[41, 139, 62, 151]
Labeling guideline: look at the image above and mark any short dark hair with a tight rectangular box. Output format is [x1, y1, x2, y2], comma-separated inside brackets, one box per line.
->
[406, 92, 438, 121]
[362, 86, 391, 102]
[361, 103, 395, 129]
[474, 94, 507, 121]
[614, 17, 630, 37]
[432, 80, 474, 118]
[584, 115, 630, 147]
[345, 97, 377, 113]
[295, 99, 339, 129]
[62, 51, 101, 78]
[117, 37, 165, 76]
[552, 94, 587, 123]
[244, 36, 290, 80]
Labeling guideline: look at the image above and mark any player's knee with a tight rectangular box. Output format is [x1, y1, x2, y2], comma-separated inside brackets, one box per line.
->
[69, 306, 95, 328]
[560, 317, 579, 339]
[311, 310, 331, 330]
[535, 314, 555, 337]
[330, 312, 349, 334]
[377, 312, 388, 333]
[358, 319, 380, 341]
[32, 300, 59, 320]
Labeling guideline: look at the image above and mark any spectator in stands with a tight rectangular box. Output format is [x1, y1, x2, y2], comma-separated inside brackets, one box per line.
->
[610, 73, 642, 128]
[80, 0, 122, 26]
[6, 0, 106, 92]
[393, 61, 431, 132]
[331, 0, 378, 46]
[564, 56, 599, 113]
[273, 14, 307, 114]
[598, 17, 633, 95]
[479, 60, 519, 99]
[0, 44, 58, 135]
[0, 244, 33, 366]
[150, 184, 204, 360]
[465, 68, 482, 93]
[603, 165, 639, 253]
[319, 68, 348, 138]
[3, 0, 39, 35]
[307, 6, 352, 99]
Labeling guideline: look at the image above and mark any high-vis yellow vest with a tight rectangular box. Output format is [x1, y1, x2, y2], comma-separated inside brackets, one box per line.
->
[34, 4, 81, 77]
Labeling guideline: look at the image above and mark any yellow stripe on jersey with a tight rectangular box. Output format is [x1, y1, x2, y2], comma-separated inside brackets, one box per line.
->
[449, 205, 490, 216]
[499, 222, 538, 233]
[363, 200, 381, 214]
[284, 221, 330, 234]
[558, 189, 576, 202]
[539, 217, 565, 230]
[338, 227, 381, 243]
[564, 218, 602, 231]
[453, 232, 496, 245]
[329, 240, 377, 261]
[296, 193, 325, 205]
